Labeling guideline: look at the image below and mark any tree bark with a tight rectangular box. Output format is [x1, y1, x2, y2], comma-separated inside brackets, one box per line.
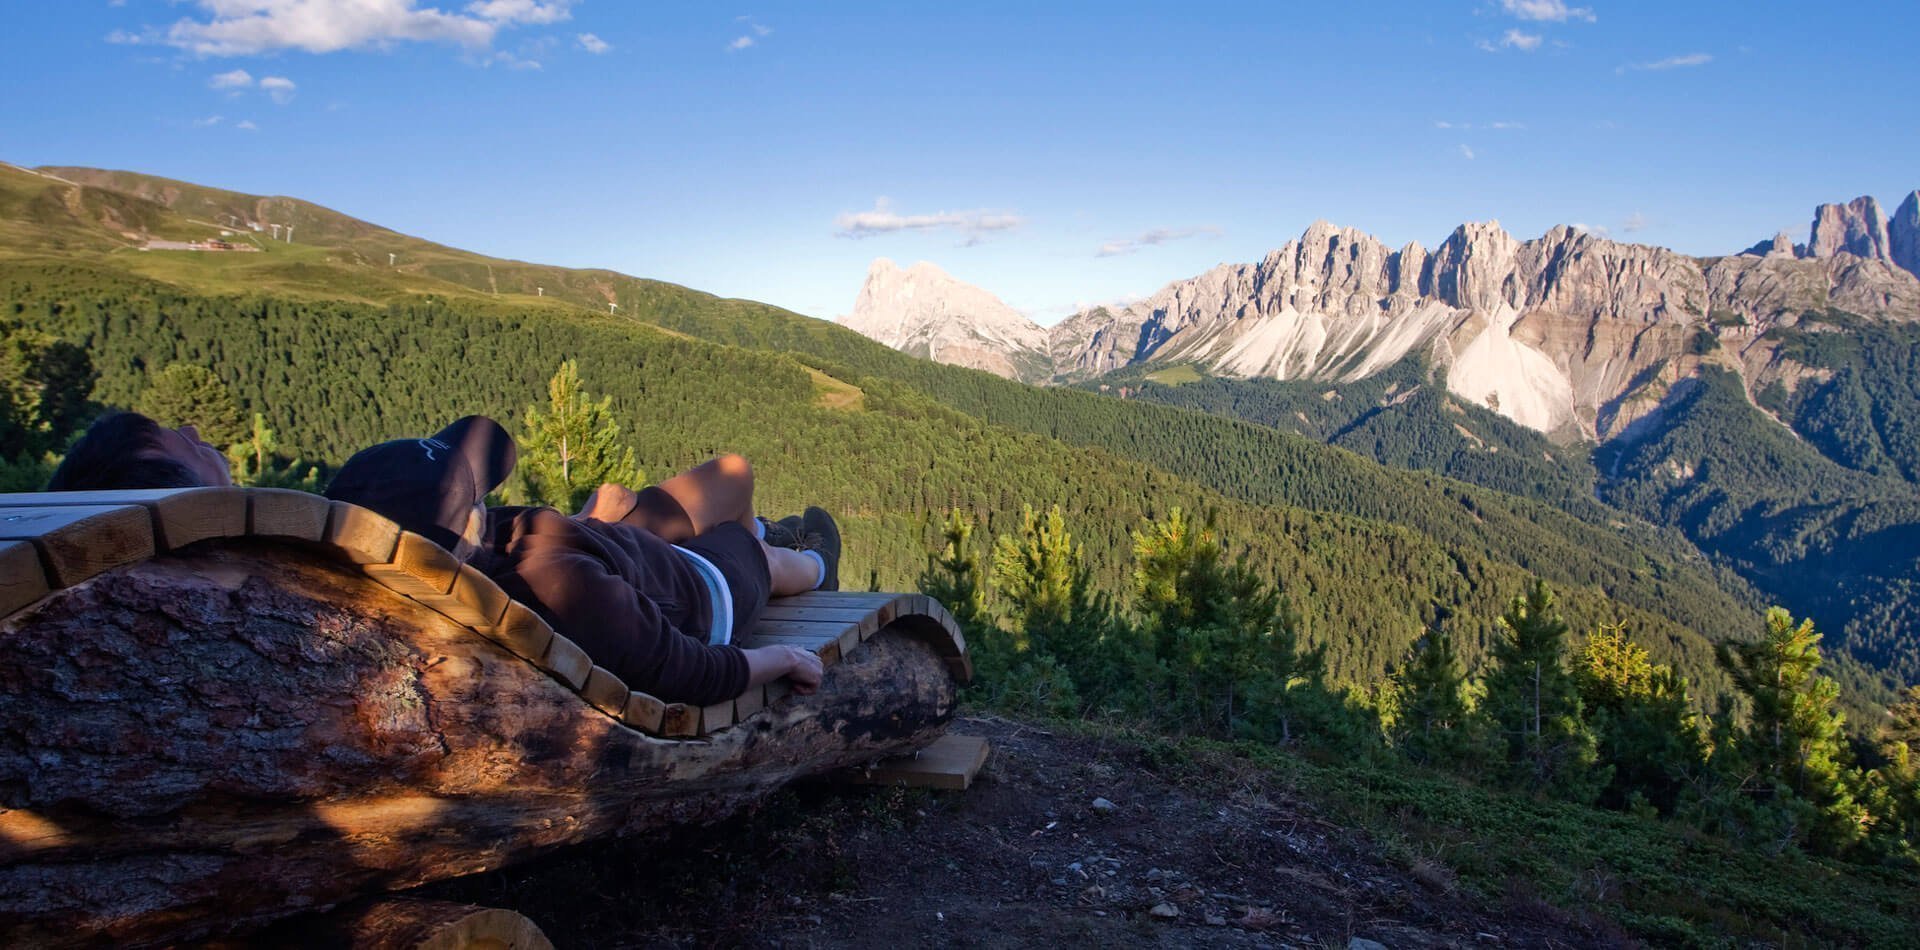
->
[0, 541, 957, 947]
[233, 898, 553, 950]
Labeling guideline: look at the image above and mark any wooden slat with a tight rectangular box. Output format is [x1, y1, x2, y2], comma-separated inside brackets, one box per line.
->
[660, 703, 700, 738]
[0, 540, 50, 618]
[701, 700, 736, 734]
[837, 734, 991, 792]
[622, 691, 666, 733]
[539, 634, 592, 690]
[756, 604, 883, 623]
[247, 488, 330, 541]
[363, 531, 461, 598]
[737, 633, 839, 650]
[324, 502, 401, 565]
[766, 591, 901, 608]
[0, 505, 154, 588]
[476, 601, 555, 663]
[733, 682, 766, 721]
[0, 488, 199, 507]
[579, 666, 629, 718]
[149, 487, 247, 550]
[415, 564, 512, 628]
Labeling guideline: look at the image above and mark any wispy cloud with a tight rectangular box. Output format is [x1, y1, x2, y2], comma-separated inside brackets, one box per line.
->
[258, 75, 297, 103]
[834, 197, 1024, 243]
[577, 32, 609, 54]
[1479, 28, 1543, 52]
[236, 119, 259, 131]
[484, 50, 541, 69]
[191, 115, 224, 128]
[1457, 144, 1476, 160]
[1096, 226, 1222, 258]
[1500, 0, 1595, 23]
[209, 68, 254, 89]
[118, 0, 578, 57]
[1434, 120, 1526, 130]
[1570, 222, 1611, 237]
[729, 15, 770, 52]
[1617, 52, 1712, 73]
[1622, 211, 1649, 233]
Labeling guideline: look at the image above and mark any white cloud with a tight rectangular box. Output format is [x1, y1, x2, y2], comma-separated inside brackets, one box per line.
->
[1622, 211, 1649, 233]
[1438, 120, 1527, 130]
[1478, 29, 1542, 52]
[1457, 144, 1476, 160]
[1487, 120, 1526, 129]
[484, 50, 541, 69]
[833, 197, 1024, 242]
[729, 16, 770, 51]
[577, 32, 609, 54]
[464, 0, 571, 25]
[236, 119, 259, 130]
[130, 0, 579, 57]
[191, 115, 224, 127]
[1500, 0, 1595, 23]
[209, 68, 254, 88]
[1570, 222, 1611, 237]
[1096, 226, 1223, 258]
[258, 75, 296, 103]
[1618, 52, 1712, 73]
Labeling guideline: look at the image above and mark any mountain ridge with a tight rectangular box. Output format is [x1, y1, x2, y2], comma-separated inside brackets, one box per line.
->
[839, 196, 1920, 443]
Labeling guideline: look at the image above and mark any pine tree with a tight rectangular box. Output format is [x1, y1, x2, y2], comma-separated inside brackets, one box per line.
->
[1392, 626, 1475, 768]
[134, 363, 245, 446]
[519, 360, 640, 511]
[1478, 580, 1606, 803]
[0, 323, 94, 462]
[1577, 624, 1706, 813]
[1714, 608, 1867, 853]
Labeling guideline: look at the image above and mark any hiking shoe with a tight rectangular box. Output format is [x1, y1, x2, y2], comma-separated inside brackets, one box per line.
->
[760, 514, 804, 548]
[800, 506, 840, 591]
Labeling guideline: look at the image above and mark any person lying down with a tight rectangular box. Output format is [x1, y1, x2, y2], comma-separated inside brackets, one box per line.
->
[46, 411, 838, 706]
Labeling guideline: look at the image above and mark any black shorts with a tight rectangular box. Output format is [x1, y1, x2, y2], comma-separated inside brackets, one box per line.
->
[677, 520, 770, 641]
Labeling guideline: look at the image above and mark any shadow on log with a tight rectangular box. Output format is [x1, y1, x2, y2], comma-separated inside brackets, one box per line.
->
[0, 541, 958, 946]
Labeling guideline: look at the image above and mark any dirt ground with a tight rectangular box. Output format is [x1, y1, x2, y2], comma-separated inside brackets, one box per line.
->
[417, 716, 1607, 949]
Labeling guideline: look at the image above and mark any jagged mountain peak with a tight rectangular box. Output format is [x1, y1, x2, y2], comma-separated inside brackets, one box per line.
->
[841, 257, 1051, 383]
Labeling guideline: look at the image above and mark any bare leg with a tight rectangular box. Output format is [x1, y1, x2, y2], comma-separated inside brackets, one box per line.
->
[576, 453, 758, 543]
[763, 541, 822, 595]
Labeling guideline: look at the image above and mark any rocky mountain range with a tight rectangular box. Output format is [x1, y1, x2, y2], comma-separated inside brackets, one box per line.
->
[841, 192, 1920, 441]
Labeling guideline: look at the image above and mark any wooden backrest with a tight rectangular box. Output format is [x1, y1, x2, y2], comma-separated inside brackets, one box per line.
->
[0, 488, 969, 740]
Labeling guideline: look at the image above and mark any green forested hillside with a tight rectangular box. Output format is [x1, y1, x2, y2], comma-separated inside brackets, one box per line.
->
[2, 259, 1763, 700]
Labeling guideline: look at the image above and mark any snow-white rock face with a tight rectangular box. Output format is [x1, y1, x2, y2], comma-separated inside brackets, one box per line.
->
[841, 191, 1920, 442]
[840, 259, 1051, 382]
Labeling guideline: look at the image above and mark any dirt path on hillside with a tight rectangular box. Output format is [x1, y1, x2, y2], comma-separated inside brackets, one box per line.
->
[415, 718, 1608, 948]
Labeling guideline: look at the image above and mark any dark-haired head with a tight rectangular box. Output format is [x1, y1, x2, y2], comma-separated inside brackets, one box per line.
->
[45, 412, 232, 492]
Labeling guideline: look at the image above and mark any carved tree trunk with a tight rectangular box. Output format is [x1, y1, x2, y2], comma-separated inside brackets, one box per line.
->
[0, 542, 957, 946]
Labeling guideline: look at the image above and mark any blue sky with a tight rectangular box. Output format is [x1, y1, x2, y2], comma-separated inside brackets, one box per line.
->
[3, 1, 1917, 323]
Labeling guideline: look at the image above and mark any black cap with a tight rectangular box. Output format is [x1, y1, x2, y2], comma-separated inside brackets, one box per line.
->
[324, 416, 516, 552]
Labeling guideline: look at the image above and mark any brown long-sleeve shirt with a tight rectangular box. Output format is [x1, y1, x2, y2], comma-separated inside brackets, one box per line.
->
[473, 507, 749, 705]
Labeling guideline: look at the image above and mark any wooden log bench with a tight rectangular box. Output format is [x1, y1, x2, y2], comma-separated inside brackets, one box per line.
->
[0, 487, 972, 947]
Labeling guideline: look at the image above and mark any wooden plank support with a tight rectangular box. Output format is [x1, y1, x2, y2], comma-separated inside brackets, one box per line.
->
[148, 487, 247, 550]
[622, 690, 667, 733]
[836, 734, 991, 792]
[247, 488, 331, 541]
[324, 501, 401, 565]
[0, 505, 154, 588]
[701, 700, 735, 734]
[363, 531, 461, 599]
[733, 682, 767, 721]
[412, 563, 511, 628]
[0, 540, 50, 618]
[538, 633, 592, 691]
[660, 703, 701, 738]
[475, 601, 555, 663]
[579, 666, 630, 718]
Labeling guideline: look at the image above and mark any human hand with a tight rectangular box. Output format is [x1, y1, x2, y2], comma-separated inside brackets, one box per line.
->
[783, 645, 823, 694]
